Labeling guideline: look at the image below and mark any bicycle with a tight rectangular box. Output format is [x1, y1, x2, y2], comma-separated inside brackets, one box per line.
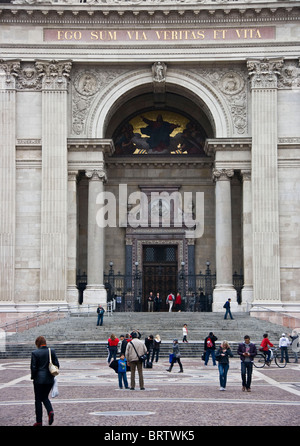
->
[253, 348, 287, 368]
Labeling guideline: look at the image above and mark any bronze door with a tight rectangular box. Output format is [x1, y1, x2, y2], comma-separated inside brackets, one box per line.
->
[143, 245, 178, 311]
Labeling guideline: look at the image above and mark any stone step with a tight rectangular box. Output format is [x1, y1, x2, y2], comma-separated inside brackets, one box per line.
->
[1, 311, 290, 359]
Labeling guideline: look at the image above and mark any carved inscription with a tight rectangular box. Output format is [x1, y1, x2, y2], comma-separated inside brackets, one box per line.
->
[44, 27, 275, 43]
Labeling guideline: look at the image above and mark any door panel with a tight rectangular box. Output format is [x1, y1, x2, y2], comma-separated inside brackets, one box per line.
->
[143, 245, 178, 311]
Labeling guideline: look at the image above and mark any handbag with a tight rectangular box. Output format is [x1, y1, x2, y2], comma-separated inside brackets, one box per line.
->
[130, 341, 147, 363]
[48, 348, 59, 376]
[51, 377, 59, 398]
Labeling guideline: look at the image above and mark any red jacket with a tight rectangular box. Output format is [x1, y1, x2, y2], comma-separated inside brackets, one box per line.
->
[108, 338, 119, 347]
[260, 338, 274, 351]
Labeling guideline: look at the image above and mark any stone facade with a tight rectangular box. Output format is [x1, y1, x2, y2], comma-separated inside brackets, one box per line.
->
[0, 0, 299, 318]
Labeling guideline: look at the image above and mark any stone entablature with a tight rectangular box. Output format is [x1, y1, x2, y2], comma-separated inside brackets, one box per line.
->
[1, 2, 300, 25]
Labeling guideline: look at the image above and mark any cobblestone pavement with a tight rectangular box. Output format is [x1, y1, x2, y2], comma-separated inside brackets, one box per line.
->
[0, 356, 299, 430]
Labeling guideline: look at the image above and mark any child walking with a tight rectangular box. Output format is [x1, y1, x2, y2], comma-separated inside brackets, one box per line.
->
[118, 354, 129, 389]
[182, 324, 188, 343]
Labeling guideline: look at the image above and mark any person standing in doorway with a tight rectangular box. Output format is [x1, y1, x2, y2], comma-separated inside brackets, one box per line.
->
[30, 336, 59, 426]
[237, 335, 257, 392]
[175, 292, 182, 312]
[166, 292, 175, 312]
[223, 298, 234, 320]
[154, 292, 161, 312]
[147, 292, 154, 312]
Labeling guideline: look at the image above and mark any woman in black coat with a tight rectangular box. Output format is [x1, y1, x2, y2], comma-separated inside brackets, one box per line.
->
[30, 336, 60, 426]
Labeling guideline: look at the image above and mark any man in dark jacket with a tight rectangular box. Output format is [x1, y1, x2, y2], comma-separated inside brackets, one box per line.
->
[30, 336, 59, 426]
[237, 335, 257, 392]
[204, 332, 218, 366]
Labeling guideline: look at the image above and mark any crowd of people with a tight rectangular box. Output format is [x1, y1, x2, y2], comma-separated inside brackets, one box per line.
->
[29, 321, 299, 426]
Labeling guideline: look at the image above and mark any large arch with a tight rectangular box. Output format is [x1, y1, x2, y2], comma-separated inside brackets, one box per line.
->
[88, 69, 233, 139]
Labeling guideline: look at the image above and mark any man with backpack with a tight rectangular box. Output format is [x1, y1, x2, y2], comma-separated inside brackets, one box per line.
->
[204, 331, 218, 366]
[223, 298, 234, 320]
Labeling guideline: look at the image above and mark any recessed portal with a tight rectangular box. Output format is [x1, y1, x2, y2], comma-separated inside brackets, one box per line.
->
[143, 244, 178, 311]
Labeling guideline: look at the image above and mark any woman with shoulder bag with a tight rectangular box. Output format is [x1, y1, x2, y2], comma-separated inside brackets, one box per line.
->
[30, 336, 60, 426]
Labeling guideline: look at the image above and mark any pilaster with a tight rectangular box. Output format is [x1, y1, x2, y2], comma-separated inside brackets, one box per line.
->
[247, 58, 283, 308]
[39, 60, 72, 303]
[0, 60, 20, 304]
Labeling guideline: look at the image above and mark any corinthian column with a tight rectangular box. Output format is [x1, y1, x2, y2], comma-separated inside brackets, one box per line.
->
[212, 168, 237, 312]
[38, 60, 72, 304]
[83, 168, 107, 306]
[247, 59, 283, 308]
[0, 60, 20, 305]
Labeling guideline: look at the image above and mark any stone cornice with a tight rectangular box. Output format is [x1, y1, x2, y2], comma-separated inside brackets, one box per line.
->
[0, 3, 299, 26]
[67, 138, 115, 155]
[205, 138, 252, 156]
[106, 155, 214, 169]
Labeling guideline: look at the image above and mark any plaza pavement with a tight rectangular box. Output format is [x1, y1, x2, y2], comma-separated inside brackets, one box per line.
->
[0, 354, 299, 432]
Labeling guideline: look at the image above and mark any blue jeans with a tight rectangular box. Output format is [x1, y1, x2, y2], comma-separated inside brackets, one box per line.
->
[118, 372, 128, 389]
[97, 313, 103, 326]
[224, 308, 233, 319]
[218, 363, 229, 388]
[241, 361, 253, 389]
[205, 349, 216, 365]
[108, 346, 117, 363]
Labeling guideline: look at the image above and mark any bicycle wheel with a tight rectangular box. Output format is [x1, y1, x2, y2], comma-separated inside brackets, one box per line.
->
[254, 353, 266, 368]
[275, 354, 287, 368]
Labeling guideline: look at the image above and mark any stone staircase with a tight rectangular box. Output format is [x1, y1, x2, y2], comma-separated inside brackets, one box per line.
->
[1, 311, 290, 359]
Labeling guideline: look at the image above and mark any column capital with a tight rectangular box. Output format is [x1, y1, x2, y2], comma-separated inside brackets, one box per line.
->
[85, 168, 107, 183]
[212, 168, 234, 182]
[240, 170, 251, 181]
[247, 58, 283, 89]
[35, 60, 72, 90]
[68, 170, 79, 182]
[0, 59, 21, 88]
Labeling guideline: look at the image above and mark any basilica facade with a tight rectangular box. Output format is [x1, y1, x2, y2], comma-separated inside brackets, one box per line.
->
[0, 0, 299, 319]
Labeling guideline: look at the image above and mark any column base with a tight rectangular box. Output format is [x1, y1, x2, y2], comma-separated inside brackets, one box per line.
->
[67, 286, 79, 306]
[213, 286, 237, 312]
[83, 285, 107, 308]
[241, 285, 253, 312]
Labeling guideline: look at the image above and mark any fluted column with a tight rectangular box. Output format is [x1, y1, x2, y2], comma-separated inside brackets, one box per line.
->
[247, 59, 283, 307]
[39, 60, 72, 304]
[0, 61, 20, 304]
[83, 168, 107, 306]
[241, 170, 253, 309]
[67, 171, 78, 305]
[212, 168, 237, 311]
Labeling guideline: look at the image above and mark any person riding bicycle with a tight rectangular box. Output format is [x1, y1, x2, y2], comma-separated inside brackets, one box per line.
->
[260, 333, 274, 366]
